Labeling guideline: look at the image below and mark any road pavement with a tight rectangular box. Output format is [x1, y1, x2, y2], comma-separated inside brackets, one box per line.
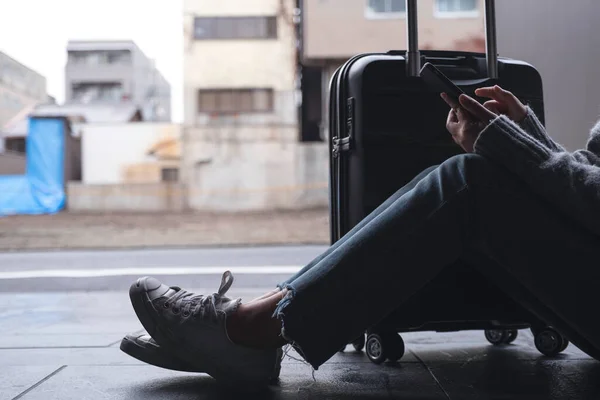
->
[0, 245, 326, 292]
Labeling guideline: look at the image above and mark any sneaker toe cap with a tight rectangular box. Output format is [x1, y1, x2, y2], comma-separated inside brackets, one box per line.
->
[132, 277, 173, 301]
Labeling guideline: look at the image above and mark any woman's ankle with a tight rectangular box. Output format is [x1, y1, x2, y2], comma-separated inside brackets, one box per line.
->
[226, 293, 286, 348]
[248, 288, 281, 304]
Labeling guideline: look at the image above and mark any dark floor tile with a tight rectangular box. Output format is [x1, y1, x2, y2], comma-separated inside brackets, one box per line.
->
[18, 363, 447, 400]
[406, 330, 590, 363]
[428, 359, 600, 400]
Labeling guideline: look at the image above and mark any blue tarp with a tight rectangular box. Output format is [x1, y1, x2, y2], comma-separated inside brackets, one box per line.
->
[0, 118, 66, 216]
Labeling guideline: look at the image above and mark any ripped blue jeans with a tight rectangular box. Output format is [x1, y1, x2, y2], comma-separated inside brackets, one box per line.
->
[273, 153, 600, 369]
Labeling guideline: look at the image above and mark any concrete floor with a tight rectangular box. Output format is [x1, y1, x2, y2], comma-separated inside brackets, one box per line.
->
[3, 288, 599, 400]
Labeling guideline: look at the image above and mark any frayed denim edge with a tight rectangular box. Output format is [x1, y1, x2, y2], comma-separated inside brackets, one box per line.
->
[272, 285, 320, 372]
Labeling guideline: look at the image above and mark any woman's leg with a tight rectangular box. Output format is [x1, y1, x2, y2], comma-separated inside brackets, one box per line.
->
[241, 153, 600, 362]
[248, 165, 438, 303]
[130, 155, 478, 376]
[465, 167, 600, 359]
[275, 165, 439, 290]
[271, 152, 571, 369]
[136, 153, 599, 380]
[224, 153, 498, 362]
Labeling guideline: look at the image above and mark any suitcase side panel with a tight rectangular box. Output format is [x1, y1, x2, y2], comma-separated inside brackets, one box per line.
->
[328, 67, 341, 244]
[329, 53, 378, 244]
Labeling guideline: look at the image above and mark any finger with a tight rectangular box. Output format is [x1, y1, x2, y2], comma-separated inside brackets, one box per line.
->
[475, 85, 508, 102]
[493, 85, 512, 98]
[455, 107, 468, 121]
[459, 94, 497, 122]
[451, 134, 461, 147]
[474, 86, 496, 98]
[446, 109, 458, 126]
[483, 100, 503, 114]
[441, 92, 460, 109]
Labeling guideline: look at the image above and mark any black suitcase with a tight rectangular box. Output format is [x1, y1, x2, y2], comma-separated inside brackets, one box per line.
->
[328, 0, 577, 364]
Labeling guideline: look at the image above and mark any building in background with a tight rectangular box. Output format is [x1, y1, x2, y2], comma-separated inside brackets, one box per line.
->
[182, 1, 297, 127]
[0, 51, 48, 151]
[65, 40, 172, 122]
[299, 0, 485, 141]
[181, 0, 325, 211]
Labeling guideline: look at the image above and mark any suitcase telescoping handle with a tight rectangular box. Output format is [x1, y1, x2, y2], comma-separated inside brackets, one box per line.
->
[405, 0, 498, 79]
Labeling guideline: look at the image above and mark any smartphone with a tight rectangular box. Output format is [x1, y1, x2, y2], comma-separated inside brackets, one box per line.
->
[419, 62, 465, 105]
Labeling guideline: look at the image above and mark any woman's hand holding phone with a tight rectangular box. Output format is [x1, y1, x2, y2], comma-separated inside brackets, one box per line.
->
[441, 92, 498, 153]
[475, 85, 528, 123]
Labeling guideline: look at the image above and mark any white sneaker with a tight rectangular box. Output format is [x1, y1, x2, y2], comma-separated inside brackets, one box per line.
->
[129, 271, 283, 387]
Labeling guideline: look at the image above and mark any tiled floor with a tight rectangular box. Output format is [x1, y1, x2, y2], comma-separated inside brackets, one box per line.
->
[3, 290, 599, 400]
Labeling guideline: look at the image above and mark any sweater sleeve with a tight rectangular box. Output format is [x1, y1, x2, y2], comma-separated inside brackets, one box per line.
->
[474, 115, 600, 237]
[518, 107, 566, 153]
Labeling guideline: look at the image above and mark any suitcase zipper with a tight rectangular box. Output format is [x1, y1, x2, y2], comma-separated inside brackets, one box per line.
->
[333, 97, 355, 157]
[332, 136, 351, 157]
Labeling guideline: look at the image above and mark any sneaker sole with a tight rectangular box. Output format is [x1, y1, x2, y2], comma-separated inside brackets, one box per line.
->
[129, 278, 282, 387]
[119, 335, 203, 373]
[129, 278, 224, 379]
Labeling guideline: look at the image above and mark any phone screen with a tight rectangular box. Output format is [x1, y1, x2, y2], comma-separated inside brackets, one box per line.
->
[419, 62, 465, 104]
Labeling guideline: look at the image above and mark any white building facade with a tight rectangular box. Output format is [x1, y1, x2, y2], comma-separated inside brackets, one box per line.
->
[181, 0, 328, 211]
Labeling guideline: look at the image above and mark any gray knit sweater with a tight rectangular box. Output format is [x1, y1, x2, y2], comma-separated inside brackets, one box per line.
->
[473, 108, 600, 237]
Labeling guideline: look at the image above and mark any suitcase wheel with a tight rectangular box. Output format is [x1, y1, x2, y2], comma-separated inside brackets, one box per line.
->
[484, 329, 518, 345]
[338, 333, 366, 353]
[534, 328, 568, 357]
[506, 329, 519, 344]
[559, 338, 570, 352]
[352, 333, 366, 352]
[366, 332, 405, 364]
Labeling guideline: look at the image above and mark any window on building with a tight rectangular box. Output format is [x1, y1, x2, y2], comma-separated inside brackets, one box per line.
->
[72, 82, 124, 103]
[5, 138, 26, 154]
[365, 0, 406, 18]
[107, 50, 132, 65]
[193, 17, 277, 40]
[161, 168, 179, 182]
[197, 89, 274, 114]
[435, 0, 478, 17]
[68, 50, 132, 65]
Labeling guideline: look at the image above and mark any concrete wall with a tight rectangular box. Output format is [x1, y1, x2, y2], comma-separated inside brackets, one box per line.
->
[0, 51, 46, 100]
[81, 123, 181, 184]
[67, 182, 186, 212]
[496, 0, 600, 151]
[182, 125, 328, 210]
[302, 0, 485, 61]
[0, 51, 47, 128]
[0, 152, 26, 175]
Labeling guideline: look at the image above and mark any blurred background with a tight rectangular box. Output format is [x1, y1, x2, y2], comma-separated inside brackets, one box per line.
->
[0, 0, 599, 251]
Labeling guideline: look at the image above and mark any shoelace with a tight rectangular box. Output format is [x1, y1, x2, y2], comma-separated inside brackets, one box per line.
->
[164, 271, 235, 321]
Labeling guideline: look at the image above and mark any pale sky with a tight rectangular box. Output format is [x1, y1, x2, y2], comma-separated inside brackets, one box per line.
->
[0, 0, 184, 122]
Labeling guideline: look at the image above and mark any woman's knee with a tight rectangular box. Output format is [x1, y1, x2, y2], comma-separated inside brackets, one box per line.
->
[438, 154, 502, 186]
